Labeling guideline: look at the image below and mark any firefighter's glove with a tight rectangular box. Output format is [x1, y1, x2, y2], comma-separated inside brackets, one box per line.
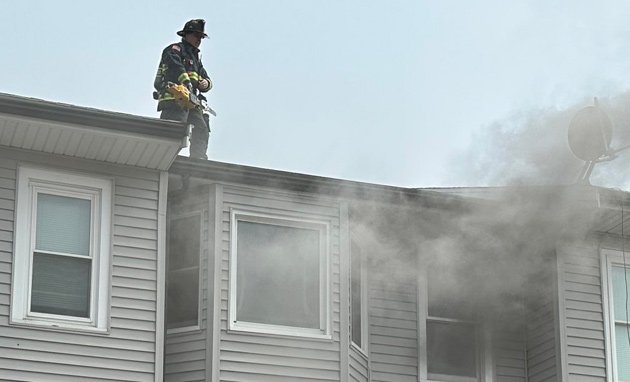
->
[198, 78, 212, 92]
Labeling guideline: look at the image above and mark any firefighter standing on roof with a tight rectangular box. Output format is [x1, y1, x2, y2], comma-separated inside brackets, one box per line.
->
[155, 19, 212, 160]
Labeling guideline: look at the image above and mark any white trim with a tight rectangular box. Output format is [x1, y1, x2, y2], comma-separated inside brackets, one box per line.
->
[154, 171, 168, 382]
[209, 184, 223, 382]
[350, 239, 369, 355]
[602, 248, 630, 382]
[228, 208, 331, 339]
[340, 202, 350, 382]
[165, 210, 203, 333]
[11, 165, 111, 332]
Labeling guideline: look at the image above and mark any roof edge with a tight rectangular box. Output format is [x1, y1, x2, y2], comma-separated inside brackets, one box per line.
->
[0, 92, 188, 140]
[170, 157, 470, 209]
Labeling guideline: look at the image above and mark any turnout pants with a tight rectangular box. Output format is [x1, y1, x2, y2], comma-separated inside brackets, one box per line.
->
[160, 103, 210, 160]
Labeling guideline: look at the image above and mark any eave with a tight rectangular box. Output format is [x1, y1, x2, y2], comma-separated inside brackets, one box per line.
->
[0, 93, 190, 170]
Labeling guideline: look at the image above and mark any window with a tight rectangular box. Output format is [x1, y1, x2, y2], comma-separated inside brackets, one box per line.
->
[166, 213, 201, 331]
[351, 241, 368, 351]
[603, 250, 630, 381]
[11, 166, 111, 331]
[229, 210, 330, 338]
[419, 265, 482, 382]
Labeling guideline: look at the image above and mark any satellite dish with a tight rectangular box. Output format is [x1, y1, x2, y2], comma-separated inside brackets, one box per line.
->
[568, 102, 612, 161]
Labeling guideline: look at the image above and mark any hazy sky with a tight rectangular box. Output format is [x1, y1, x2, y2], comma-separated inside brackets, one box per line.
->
[1, 1, 629, 189]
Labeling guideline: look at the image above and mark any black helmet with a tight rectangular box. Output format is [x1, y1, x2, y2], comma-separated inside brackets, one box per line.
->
[177, 19, 208, 38]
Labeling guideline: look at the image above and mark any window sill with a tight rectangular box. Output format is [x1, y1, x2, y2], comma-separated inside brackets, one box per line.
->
[10, 317, 109, 335]
[229, 321, 332, 341]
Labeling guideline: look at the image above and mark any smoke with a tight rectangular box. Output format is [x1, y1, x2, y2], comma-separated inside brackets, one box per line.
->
[451, 93, 630, 190]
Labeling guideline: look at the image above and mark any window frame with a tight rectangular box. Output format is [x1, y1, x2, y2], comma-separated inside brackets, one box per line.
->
[418, 267, 486, 382]
[166, 211, 203, 334]
[11, 165, 112, 332]
[350, 240, 369, 355]
[228, 209, 331, 339]
[602, 248, 630, 382]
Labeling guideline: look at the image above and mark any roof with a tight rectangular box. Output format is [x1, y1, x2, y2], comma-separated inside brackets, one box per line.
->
[0, 93, 189, 170]
[169, 156, 472, 210]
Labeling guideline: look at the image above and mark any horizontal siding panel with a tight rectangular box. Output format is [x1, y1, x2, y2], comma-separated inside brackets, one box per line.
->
[222, 350, 339, 370]
[164, 370, 205, 382]
[222, 340, 339, 361]
[221, 360, 339, 380]
[0, 357, 152, 381]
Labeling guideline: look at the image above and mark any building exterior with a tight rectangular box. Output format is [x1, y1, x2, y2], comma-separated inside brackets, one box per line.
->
[0, 93, 628, 381]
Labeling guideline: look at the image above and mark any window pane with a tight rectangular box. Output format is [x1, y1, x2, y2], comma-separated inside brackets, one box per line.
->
[167, 215, 200, 328]
[427, 320, 477, 378]
[612, 266, 630, 322]
[167, 269, 199, 328]
[236, 220, 320, 329]
[428, 269, 475, 319]
[351, 242, 362, 347]
[31, 252, 91, 317]
[615, 324, 630, 381]
[168, 215, 201, 271]
[36, 193, 91, 256]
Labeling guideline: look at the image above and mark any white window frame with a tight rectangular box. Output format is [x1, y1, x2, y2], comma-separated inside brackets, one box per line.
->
[418, 268, 488, 382]
[602, 248, 630, 382]
[166, 211, 203, 334]
[350, 240, 369, 355]
[11, 165, 112, 332]
[228, 209, 331, 339]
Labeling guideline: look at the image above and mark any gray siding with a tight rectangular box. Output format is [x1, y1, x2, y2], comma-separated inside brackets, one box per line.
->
[0, 151, 162, 381]
[164, 195, 209, 382]
[349, 346, 369, 382]
[526, 253, 559, 382]
[494, 329, 527, 382]
[558, 244, 607, 381]
[527, 299, 558, 382]
[218, 186, 342, 381]
[369, 265, 417, 382]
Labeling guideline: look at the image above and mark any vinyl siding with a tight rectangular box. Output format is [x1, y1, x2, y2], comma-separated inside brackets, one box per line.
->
[0, 151, 163, 382]
[164, 194, 209, 382]
[494, 329, 527, 382]
[369, 265, 417, 382]
[218, 185, 342, 381]
[526, 253, 559, 382]
[558, 244, 607, 381]
[349, 346, 369, 382]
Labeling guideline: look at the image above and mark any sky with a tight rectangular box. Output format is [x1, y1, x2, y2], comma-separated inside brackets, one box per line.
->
[1, 0, 629, 190]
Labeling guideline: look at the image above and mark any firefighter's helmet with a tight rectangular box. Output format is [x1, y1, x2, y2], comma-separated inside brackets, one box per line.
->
[177, 19, 208, 38]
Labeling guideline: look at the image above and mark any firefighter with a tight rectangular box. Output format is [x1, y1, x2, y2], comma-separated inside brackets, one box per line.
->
[155, 19, 213, 160]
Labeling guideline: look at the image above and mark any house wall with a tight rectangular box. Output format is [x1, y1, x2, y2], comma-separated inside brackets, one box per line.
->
[0, 149, 163, 382]
[368, 261, 418, 382]
[557, 242, 607, 381]
[523, 251, 559, 382]
[349, 346, 369, 382]
[216, 184, 343, 381]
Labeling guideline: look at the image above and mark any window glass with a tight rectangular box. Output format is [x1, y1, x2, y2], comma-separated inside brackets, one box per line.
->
[427, 320, 477, 378]
[351, 242, 362, 347]
[31, 253, 91, 317]
[614, 325, 630, 380]
[427, 269, 474, 320]
[612, 266, 630, 322]
[36, 193, 91, 256]
[167, 215, 200, 329]
[236, 220, 320, 329]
